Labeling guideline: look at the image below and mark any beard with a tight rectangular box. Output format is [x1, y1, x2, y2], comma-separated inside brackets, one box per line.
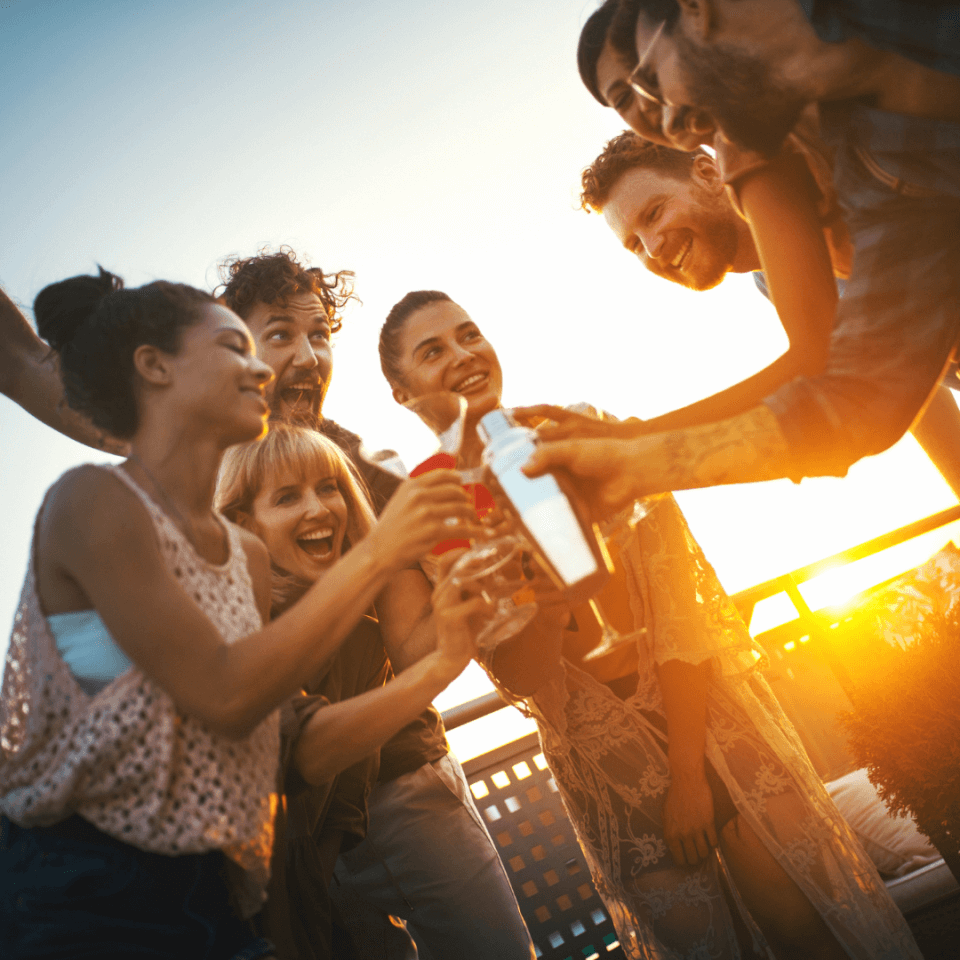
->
[651, 200, 741, 292]
[674, 33, 807, 156]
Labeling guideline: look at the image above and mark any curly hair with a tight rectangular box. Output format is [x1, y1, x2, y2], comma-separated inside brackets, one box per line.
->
[580, 130, 707, 212]
[217, 246, 356, 334]
[379, 290, 453, 389]
[35, 267, 214, 439]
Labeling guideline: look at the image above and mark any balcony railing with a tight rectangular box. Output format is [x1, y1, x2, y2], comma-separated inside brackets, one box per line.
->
[443, 506, 960, 960]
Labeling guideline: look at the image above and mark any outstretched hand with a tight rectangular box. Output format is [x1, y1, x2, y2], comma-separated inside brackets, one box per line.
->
[522, 438, 643, 518]
[513, 404, 646, 443]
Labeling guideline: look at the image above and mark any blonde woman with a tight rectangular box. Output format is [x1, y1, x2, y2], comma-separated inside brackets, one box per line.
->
[217, 423, 498, 959]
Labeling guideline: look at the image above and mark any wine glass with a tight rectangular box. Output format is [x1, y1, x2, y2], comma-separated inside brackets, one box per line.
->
[403, 391, 483, 484]
[401, 391, 538, 650]
[581, 501, 652, 661]
[445, 536, 539, 653]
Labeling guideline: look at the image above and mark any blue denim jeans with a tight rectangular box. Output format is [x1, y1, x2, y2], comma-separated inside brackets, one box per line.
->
[0, 815, 274, 960]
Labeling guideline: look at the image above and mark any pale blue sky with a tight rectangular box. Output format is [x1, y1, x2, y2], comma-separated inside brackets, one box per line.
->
[2, 1, 957, 747]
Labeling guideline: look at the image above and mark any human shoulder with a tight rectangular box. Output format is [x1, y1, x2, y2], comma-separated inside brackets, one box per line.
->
[37, 464, 161, 585]
[42, 464, 144, 535]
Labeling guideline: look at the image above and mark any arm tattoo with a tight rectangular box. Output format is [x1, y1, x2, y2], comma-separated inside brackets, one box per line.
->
[647, 406, 791, 491]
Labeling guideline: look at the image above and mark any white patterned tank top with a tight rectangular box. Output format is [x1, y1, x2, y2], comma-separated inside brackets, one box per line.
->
[0, 465, 280, 916]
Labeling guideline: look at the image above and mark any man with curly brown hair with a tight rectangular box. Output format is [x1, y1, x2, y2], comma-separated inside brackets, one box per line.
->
[217, 247, 535, 960]
[217, 250, 354, 427]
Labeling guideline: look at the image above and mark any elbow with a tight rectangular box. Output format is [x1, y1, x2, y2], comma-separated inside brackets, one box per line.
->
[796, 352, 828, 380]
[787, 343, 829, 380]
[190, 690, 270, 741]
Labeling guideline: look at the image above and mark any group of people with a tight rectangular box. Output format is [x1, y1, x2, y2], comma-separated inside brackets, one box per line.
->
[1, 2, 957, 958]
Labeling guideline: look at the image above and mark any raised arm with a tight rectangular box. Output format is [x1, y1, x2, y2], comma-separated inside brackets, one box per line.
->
[643, 156, 836, 431]
[0, 285, 127, 454]
[375, 567, 436, 672]
[524, 405, 790, 512]
[292, 572, 482, 784]
[40, 466, 480, 739]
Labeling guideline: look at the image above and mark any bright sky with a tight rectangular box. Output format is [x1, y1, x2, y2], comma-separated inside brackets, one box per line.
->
[2, 0, 957, 759]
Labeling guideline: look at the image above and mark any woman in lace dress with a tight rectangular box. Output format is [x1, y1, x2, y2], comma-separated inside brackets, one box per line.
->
[378, 290, 921, 960]
[0, 270, 482, 959]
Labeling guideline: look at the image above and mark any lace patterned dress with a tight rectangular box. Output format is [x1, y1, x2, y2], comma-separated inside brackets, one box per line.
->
[0, 465, 280, 917]
[489, 495, 920, 960]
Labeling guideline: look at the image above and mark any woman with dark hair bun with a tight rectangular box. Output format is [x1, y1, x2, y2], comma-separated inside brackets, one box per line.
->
[0, 269, 482, 959]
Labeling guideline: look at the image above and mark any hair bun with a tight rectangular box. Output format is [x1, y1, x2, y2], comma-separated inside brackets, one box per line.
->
[34, 266, 124, 352]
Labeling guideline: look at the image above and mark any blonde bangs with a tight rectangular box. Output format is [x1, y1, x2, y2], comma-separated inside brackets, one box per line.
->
[217, 423, 376, 546]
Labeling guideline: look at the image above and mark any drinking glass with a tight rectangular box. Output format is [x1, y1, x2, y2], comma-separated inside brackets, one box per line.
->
[402, 391, 538, 650]
[581, 500, 652, 661]
[403, 391, 482, 484]
[445, 536, 539, 653]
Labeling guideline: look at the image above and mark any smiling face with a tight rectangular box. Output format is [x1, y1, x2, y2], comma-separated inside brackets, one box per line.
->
[601, 162, 743, 290]
[243, 291, 333, 423]
[390, 300, 503, 423]
[595, 36, 707, 151]
[632, 13, 802, 155]
[163, 303, 272, 445]
[250, 466, 349, 582]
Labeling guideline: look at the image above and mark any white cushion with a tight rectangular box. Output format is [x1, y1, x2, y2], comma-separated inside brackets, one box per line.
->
[826, 769, 940, 878]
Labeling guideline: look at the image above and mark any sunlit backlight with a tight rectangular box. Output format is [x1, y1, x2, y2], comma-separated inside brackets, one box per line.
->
[799, 525, 960, 614]
[748, 593, 800, 634]
[470, 780, 489, 800]
[445, 705, 538, 763]
[744, 526, 960, 636]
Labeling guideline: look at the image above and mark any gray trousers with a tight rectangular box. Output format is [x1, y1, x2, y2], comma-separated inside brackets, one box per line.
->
[330, 754, 534, 960]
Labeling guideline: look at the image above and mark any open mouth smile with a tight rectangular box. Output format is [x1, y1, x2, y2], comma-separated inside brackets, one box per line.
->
[451, 372, 488, 394]
[297, 527, 336, 560]
[670, 236, 692, 272]
[279, 384, 320, 411]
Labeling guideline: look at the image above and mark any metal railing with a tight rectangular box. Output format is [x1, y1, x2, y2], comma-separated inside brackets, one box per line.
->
[441, 505, 960, 733]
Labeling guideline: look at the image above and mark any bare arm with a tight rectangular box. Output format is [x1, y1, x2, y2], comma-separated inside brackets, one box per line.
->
[644, 154, 836, 433]
[0, 285, 128, 454]
[658, 658, 717, 866]
[487, 612, 566, 697]
[293, 565, 483, 784]
[375, 567, 436, 672]
[536, 156, 837, 441]
[41, 466, 480, 739]
[524, 405, 790, 512]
